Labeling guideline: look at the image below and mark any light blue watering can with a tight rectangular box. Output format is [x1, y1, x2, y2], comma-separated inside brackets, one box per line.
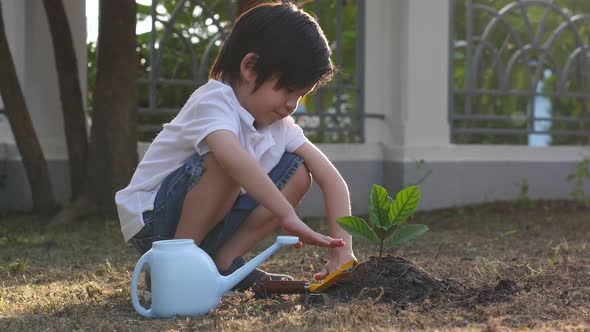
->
[131, 236, 299, 318]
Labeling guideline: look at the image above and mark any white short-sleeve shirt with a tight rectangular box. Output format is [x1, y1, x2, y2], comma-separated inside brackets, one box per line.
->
[115, 80, 308, 242]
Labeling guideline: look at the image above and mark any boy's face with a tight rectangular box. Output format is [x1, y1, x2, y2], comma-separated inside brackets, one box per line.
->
[239, 78, 313, 128]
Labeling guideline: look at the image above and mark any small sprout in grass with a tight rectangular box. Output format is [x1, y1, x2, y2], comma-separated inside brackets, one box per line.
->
[517, 179, 535, 208]
[96, 258, 114, 276]
[104, 258, 114, 273]
[566, 158, 590, 206]
[337, 185, 428, 258]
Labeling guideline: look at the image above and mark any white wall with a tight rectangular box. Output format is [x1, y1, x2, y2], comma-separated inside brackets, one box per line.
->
[363, 0, 399, 146]
[401, 0, 450, 148]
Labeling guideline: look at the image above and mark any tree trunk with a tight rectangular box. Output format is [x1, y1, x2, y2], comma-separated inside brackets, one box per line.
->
[0, 2, 57, 215]
[42, 0, 88, 201]
[86, 0, 138, 215]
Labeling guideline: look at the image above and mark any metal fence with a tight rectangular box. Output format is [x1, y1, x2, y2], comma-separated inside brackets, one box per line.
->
[138, 0, 365, 143]
[450, 0, 590, 145]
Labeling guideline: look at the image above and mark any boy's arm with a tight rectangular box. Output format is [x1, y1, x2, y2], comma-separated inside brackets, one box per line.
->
[204, 130, 344, 248]
[294, 142, 357, 280]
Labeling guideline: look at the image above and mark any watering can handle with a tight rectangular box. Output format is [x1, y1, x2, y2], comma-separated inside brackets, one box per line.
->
[131, 252, 153, 318]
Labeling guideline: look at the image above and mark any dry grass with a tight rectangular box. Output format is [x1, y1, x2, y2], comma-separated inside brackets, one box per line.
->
[1, 201, 589, 331]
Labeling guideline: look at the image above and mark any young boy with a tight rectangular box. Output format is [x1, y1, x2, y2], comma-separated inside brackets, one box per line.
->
[116, 2, 356, 289]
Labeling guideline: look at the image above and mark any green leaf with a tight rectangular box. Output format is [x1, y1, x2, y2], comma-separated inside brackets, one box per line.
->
[388, 186, 421, 226]
[368, 184, 392, 229]
[336, 216, 379, 244]
[385, 224, 429, 247]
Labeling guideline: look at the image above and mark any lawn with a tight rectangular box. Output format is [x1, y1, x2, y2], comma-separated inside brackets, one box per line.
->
[1, 201, 589, 331]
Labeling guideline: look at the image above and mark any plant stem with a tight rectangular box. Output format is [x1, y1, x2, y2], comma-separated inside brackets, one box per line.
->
[379, 239, 384, 258]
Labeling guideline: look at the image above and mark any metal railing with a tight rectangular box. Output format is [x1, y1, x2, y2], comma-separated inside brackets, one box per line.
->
[450, 0, 590, 145]
[138, 0, 365, 143]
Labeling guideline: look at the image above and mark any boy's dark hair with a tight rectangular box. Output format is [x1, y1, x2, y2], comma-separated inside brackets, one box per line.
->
[209, 2, 334, 92]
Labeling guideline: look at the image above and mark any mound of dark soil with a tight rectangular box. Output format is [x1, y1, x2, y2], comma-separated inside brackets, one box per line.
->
[324, 256, 519, 308]
[325, 256, 456, 304]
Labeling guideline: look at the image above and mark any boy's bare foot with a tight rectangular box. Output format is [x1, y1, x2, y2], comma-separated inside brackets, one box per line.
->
[313, 251, 357, 281]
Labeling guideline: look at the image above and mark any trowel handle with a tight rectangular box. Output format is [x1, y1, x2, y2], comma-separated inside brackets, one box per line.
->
[252, 280, 310, 296]
[131, 252, 153, 318]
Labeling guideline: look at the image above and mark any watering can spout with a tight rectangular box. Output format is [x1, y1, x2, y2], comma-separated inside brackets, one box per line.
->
[220, 236, 299, 293]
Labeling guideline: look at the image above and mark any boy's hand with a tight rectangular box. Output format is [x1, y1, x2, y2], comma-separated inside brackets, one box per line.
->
[313, 250, 357, 281]
[281, 214, 345, 248]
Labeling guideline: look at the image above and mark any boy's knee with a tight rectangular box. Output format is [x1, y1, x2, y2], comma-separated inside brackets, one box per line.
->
[291, 163, 312, 196]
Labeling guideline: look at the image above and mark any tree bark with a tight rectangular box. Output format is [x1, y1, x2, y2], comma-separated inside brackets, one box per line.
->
[0, 2, 57, 215]
[42, 0, 88, 200]
[86, 0, 138, 214]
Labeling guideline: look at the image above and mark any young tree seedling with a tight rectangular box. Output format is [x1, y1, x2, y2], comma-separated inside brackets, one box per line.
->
[337, 185, 428, 258]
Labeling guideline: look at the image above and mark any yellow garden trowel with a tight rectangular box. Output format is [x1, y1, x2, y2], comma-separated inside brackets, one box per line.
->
[252, 259, 358, 295]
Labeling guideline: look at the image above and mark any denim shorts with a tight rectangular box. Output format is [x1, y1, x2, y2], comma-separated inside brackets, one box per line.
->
[129, 151, 305, 258]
